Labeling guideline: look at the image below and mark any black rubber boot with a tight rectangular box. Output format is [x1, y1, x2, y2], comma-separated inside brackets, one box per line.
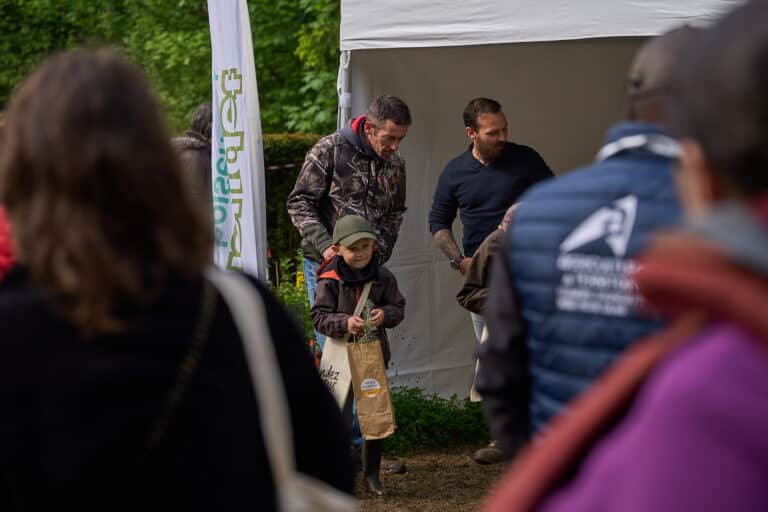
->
[362, 439, 385, 497]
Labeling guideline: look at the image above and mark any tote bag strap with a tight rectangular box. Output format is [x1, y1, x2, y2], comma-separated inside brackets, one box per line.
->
[205, 269, 296, 491]
[337, 281, 373, 344]
[354, 282, 372, 317]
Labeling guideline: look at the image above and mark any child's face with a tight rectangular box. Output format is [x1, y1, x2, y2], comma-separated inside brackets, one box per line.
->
[337, 237, 375, 270]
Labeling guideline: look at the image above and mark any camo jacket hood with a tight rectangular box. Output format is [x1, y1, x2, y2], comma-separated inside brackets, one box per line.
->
[287, 116, 407, 263]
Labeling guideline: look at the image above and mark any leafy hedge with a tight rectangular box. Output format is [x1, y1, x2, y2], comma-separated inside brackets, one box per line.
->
[385, 387, 490, 455]
[264, 133, 320, 276]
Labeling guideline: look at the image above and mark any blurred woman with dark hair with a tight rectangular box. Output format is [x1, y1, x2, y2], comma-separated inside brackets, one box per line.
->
[0, 113, 11, 280]
[0, 48, 352, 509]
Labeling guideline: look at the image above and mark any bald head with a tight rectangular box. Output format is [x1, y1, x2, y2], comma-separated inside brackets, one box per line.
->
[627, 26, 702, 124]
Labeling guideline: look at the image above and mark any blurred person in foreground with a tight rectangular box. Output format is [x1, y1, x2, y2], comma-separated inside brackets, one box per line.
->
[476, 26, 699, 461]
[0, 205, 13, 280]
[483, 1, 768, 510]
[0, 48, 352, 510]
[0, 114, 12, 280]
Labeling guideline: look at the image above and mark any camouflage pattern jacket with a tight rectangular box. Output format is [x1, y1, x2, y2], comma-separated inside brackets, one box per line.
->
[287, 116, 407, 263]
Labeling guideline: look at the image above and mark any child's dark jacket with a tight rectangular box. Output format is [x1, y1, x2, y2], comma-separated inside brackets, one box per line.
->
[311, 255, 405, 363]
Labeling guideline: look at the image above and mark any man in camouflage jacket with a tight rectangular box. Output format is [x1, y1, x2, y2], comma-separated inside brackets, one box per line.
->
[287, 94, 411, 349]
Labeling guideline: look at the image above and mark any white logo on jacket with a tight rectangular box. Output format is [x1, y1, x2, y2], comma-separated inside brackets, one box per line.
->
[560, 195, 637, 257]
[555, 195, 639, 317]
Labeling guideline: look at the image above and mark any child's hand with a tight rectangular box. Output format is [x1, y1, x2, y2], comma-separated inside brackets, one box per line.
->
[347, 315, 365, 335]
[370, 308, 385, 327]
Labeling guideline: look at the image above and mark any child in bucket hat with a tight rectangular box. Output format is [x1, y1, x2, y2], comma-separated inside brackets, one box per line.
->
[311, 214, 406, 496]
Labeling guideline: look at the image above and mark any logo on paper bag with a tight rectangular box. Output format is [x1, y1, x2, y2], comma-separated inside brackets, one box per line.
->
[361, 378, 382, 398]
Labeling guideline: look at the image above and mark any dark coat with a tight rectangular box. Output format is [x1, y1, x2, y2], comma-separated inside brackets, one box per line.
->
[311, 255, 405, 364]
[0, 267, 353, 510]
[172, 130, 212, 220]
[456, 228, 504, 314]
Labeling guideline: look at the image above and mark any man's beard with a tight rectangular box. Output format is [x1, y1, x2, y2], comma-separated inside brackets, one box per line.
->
[476, 139, 505, 162]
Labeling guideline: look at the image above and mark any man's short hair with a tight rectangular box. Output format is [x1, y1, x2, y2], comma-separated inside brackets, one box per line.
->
[190, 102, 212, 139]
[463, 98, 502, 131]
[367, 95, 411, 127]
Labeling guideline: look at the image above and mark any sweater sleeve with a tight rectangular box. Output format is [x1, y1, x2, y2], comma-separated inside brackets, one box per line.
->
[527, 147, 555, 183]
[428, 167, 458, 235]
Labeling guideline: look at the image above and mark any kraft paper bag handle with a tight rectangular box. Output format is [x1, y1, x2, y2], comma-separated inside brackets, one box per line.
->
[205, 269, 357, 512]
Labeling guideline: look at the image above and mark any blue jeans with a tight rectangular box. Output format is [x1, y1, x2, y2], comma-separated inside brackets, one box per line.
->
[303, 257, 326, 350]
[305, 257, 362, 447]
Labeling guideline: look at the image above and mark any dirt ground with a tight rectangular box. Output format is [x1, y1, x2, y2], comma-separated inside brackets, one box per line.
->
[358, 445, 504, 512]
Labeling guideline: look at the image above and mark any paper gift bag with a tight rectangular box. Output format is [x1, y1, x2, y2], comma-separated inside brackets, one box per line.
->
[347, 339, 396, 440]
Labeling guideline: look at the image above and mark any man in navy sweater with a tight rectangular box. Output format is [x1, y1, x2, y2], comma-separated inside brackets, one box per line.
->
[429, 98, 552, 337]
[429, 98, 552, 464]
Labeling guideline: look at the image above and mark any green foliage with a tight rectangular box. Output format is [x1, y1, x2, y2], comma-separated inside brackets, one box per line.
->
[286, 0, 340, 133]
[121, 0, 211, 134]
[271, 249, 313, 341]
[385, 387, 490, 455]
[0, 0, 340, 134]
[264, 132, 321, 163]
[263, 133, 321, 266]
[354, 299, 379, 343]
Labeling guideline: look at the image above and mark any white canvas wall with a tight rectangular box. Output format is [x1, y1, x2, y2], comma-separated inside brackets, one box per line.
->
[349, 38, 645, 397]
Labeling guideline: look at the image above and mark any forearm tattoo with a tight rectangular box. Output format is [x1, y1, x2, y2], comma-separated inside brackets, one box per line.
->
[434, 229, 462, 260]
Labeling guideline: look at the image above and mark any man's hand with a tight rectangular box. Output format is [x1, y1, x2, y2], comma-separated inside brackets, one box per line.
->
[347, 315, 365, 335]
[459, 257, 473, 275]
[322, 246, 337, 262]
[369, 308, 385, 327]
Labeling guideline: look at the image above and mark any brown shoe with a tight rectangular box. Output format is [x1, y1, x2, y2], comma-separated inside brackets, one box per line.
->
[473, 441, 503, 465]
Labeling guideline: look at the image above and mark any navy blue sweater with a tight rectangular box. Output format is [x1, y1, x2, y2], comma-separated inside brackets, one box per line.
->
[429, 143, 553, 256]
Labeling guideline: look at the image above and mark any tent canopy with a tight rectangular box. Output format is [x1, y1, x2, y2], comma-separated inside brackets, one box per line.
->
[341, 0, 740, 50]
[338, 1, 741, 398]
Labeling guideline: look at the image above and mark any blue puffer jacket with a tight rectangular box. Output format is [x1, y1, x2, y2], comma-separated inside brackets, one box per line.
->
[508, 122, 682, 432]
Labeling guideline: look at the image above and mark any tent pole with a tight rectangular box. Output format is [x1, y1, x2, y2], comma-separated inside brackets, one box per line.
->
[337, 50, 351, 130]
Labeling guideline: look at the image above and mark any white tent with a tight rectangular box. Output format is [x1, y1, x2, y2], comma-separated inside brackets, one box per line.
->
[338, 0, 740, 398]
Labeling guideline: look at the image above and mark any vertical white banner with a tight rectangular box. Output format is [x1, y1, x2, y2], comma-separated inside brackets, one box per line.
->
[208, 0, 268, 280]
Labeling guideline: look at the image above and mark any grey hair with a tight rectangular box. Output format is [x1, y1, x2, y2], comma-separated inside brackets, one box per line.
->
[366, 95, 411, 127]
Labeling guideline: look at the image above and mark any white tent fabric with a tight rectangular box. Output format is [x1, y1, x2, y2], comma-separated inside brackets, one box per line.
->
[341, 0, 740, 50]
[339, 1, 741, 398]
